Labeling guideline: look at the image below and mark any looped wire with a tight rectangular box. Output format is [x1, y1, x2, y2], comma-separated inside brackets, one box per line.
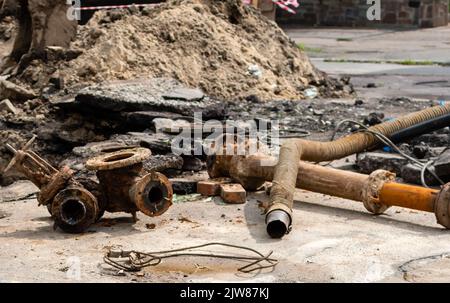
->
[104, 242, 278, 274]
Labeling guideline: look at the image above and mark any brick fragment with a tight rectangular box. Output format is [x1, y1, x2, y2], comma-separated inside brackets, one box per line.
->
[220, 183, 247, 204]
[197, 178, 232, 196]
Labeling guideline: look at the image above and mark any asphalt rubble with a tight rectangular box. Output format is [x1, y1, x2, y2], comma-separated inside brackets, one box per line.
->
[1, 76, 449, 193]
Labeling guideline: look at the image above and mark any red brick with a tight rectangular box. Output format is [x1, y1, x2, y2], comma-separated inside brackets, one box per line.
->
[220, 183, 247, 204]
[197, 178, 232, 196]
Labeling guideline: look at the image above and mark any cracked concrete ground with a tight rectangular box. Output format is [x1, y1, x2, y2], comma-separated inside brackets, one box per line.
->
[1, 183, 450, 283]
[1, 25, 450, 283]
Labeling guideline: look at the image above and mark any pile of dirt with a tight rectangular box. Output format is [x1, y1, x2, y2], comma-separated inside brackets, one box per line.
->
[0, 16, 14, 41]
[14, 0, 352, 101]
[0, 15, 15, 58]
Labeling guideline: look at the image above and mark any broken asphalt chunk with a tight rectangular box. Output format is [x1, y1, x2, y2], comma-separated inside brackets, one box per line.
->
[434, 149, 450, 178]
[401, 163, 440, 186]
[123, 111, 189, 128]
[162, 87, 204, 101]
[113, 132, 174, 154]
[356, 152, 408, 175]
[74, 78, 227, 119]
[72, 140, 136, 158]
[170, 178, 198, 195]
[143, 154, 184, 172]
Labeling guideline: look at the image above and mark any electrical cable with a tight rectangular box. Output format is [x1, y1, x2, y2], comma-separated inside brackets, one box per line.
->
[104, 242, 278, 274]
[328, 119, 445, 187]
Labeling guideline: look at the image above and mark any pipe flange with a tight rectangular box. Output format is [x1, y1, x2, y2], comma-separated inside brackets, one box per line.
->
[435, 183, 450, 229]
[131, 172, 173, 217]
[86, 148, 151, 171]
[51, 186, 99, 233]
[363, 170, 395, 215]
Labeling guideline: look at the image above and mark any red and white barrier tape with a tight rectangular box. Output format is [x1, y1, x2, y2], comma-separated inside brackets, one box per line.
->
[73, 1, 297, 15]
[272, 0, 297, 14]
[75, 3, 160, 11]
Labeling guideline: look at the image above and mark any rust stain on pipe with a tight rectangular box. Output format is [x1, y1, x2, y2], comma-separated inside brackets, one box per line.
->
[296, 162, 368, 202]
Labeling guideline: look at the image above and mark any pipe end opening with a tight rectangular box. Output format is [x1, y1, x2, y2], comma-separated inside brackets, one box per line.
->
[60, 199, 87, 226]
[147, 185, 164, 205]
[266, 210, 291, 239]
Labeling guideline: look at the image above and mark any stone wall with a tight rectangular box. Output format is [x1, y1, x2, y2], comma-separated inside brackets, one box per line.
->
[277, 0, 449, 28]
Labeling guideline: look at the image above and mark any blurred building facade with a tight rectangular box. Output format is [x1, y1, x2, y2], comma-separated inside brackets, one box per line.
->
[277, 0, 449, 28]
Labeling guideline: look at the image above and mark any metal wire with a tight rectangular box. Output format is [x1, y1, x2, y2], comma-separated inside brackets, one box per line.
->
[421, 160, 435, 189]
[104, 242, 278, 274]
[328, 119, 445, 187]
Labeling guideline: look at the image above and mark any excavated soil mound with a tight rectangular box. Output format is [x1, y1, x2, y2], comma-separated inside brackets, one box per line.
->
[0, 16, 14, 42]
[16, 0, 351, 101]
[0, 16, 15, 58]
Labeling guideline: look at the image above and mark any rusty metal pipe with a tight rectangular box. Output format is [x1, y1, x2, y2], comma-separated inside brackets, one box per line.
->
[269, 104, 450, 238]
[208, 154, 450, 235]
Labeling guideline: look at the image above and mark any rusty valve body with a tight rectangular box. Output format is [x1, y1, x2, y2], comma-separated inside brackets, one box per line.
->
[85, 148, 173, 218]
[4, 137, 173, 233]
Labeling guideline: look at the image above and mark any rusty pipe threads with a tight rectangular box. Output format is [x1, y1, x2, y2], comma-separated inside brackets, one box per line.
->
[269, 104, 450, 238]
[207, 154, 450, 236]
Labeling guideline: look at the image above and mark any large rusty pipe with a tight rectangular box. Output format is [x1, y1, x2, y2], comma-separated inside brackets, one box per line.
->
[269, 104, 450, 238]
[208, 154, 450, 236]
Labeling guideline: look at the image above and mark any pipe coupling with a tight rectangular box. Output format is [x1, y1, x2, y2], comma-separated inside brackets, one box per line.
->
[435, 183, 450, 229]
[362, 170, 395, 215]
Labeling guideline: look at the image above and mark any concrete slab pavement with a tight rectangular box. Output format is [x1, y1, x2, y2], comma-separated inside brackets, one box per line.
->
[285, 26, 450, 63]
[284, 26, 450, 101]
[1, 186, 450, 282]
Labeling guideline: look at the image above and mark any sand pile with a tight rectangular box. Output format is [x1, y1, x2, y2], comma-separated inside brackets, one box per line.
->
[0, 16, 14, 42]
[0, 15, 15, 58]
[15, 0, 351, 100]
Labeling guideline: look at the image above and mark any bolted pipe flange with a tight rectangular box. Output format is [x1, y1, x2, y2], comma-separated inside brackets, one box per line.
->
[363, 170, 395, 215]
[435, 183, 450, 229]
[85, 148, 151, 171]
[131, 172, 173, 217]
[51, 186, 99, 233]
